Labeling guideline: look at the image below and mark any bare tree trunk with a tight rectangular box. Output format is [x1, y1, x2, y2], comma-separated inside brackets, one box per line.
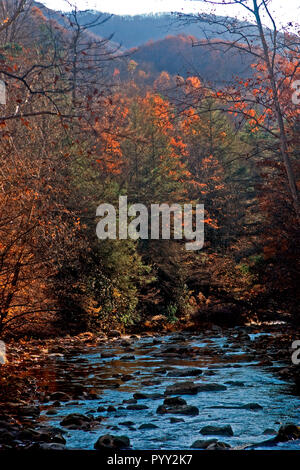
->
[252, 0, 299, 216]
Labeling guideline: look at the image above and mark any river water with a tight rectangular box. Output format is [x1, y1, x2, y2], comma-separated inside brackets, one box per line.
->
[30, 330, 300, 450]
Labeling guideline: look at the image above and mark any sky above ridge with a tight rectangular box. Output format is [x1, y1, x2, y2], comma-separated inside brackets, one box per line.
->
[40, 0, 300, 30]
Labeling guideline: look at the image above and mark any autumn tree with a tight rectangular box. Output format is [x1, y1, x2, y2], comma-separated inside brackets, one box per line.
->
[178, 0, 299, 216]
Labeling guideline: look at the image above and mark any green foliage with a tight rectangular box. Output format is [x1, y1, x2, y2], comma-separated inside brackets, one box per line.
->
[165, 303, 178, 323]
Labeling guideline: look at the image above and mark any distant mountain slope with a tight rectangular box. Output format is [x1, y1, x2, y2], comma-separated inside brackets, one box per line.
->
[72, 10, 259, 50]
[25, 4, 256, 84]
[72, 11, 237, 49]
[127, 34, 254, 84]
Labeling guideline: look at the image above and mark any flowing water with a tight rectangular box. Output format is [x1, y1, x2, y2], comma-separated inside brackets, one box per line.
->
[29, 330, 300, 450]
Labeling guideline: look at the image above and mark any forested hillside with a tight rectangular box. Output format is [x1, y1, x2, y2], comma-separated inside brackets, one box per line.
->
[126, 35, 254, 83]
[0, 0, 299, 339]
[37, 6, 254, 48]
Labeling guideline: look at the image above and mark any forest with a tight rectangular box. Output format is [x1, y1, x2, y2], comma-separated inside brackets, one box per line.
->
[0, 0, 298, 339]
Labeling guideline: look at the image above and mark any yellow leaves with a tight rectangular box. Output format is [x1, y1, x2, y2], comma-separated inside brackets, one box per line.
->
[128, 60, 138, 72]
[185, 76, 201, 89]
[113, 288, 121, 298]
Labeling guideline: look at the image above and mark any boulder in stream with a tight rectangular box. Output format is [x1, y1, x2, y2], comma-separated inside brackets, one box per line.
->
[157, 397, 199, 416]
[276, 424, 300, 442]
[200, 425, 234, 437]
[191, 439, 218, 449]
[94, 434, 130, 449]
[167, 368, 202, 378]
[60, 413, 95, 430]
[50, 392, 71, 402]
[165, 381, 227, 395]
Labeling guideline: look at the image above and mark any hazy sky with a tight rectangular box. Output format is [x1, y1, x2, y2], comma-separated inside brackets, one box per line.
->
[41, 0, 299, 29]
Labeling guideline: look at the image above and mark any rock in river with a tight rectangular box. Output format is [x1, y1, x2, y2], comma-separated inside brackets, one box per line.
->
[60, 413, 98, 430]
[38, 443, 66, 450]
[157, 398, 199, 416]
[206, 441, 231, 450]
[126, 404, 149, 411]
[200, 425, 234, 437]
[165, 381, 227, 395]
[191, 439, 218, 449]
[139, 423, 158, 430]
[50, 392, 71, 402]
[276, 424, 300, 442]
[94, 434, 130, 449]
[240, 403, 263, 410]
[167, 369, 202, 378]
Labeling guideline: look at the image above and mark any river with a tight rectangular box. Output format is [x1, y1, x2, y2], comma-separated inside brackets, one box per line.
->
[17, 328, 299, 450]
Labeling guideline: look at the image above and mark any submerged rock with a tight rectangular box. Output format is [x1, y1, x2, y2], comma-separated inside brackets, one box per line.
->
[46, 409, 58, 416]
[94, 434, 130, 449]
[101, 352, 114, 358]
[133, 392, 148, 399]
[240, 403, 263, 410]
[225, 381, 245, 387]
[167, 369, 202, 378]
[170, 417, 185, 423]
[263, 428, 277, 435]
[164, 382, 199, 395]
[200, 425, 234, 437]
[191, 439, 218, 449]
[38, 443, 66, 450]
[60, 413, 96, 430]
[139, 423, 158, 429]
[197, 383, 227, 392]
[120, 355, 135, 360]
[276, 424, 300, 442]
[165, 381, 227, 395]
[50, 392, 71, 402]
[163, 397, 187, 406]
[157, 397, 199, 416]
[121, 374, 134, 382]
[207, 441, 231, 450]
[246, 424, 300, 449]
[126, 404, 149, 410]
[119, 421, 135, 428]
[107, 406, 117, 412]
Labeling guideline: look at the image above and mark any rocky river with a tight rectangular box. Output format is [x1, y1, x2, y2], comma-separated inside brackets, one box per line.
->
[1, 326, 300, 450]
